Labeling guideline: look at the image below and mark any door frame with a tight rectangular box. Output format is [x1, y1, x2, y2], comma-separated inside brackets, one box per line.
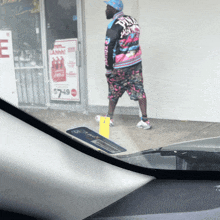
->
[40, 0, 88, 113]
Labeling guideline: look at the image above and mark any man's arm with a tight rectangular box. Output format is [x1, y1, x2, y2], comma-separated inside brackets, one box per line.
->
[105, 23, 122, 72]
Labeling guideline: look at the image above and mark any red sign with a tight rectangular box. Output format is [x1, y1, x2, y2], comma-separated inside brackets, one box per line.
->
[71, 89, 77, 97]
[0, 40, 9, 58]
[0, 30, 18, 107]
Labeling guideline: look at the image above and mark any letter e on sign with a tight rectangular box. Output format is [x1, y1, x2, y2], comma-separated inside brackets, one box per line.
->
[0, 40, 9, 58]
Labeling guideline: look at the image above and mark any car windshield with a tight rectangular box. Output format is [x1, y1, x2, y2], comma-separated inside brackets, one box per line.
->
[1, 0, 220, 171]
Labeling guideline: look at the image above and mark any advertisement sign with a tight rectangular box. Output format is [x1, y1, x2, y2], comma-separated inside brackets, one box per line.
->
[48, 39, 80, 101]
[0, 30, 18, 107]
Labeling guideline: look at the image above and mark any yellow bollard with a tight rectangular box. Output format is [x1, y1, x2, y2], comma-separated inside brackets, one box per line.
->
[99, 116, 110, 139]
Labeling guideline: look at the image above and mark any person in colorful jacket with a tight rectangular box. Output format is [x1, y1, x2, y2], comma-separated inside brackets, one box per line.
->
[96, 0, 151, 130]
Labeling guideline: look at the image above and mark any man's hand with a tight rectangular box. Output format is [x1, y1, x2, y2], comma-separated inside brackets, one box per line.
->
[106, 73, 111, 78]
[106, 69, 113, 78]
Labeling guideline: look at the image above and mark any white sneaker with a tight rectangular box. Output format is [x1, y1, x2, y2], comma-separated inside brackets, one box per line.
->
[137, 119, 152, 130]
[95, 115, 114, 127]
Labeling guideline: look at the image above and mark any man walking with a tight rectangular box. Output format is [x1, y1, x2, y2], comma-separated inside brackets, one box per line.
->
[96, 0, 151, 130]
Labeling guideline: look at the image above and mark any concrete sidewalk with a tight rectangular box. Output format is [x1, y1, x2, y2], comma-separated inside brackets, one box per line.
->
[23, 108, 220, 155]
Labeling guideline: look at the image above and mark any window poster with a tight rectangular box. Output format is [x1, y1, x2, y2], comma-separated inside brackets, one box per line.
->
[0, 30, 18, 106]
[48, 39, 80, 102]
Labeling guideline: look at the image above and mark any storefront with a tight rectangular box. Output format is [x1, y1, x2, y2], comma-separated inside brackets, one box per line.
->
[0, 0, 87, 112]
[1, 0, 220, 122]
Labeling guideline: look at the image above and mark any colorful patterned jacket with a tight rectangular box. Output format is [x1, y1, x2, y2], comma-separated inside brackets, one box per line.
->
[105, 11, 142, 74]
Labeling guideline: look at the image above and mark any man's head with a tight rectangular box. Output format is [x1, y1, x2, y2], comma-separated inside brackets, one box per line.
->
[104, 0, 123, 19]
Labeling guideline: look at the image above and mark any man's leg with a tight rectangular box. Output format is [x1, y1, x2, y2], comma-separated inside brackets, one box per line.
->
[137, 96, 151, 129]
[138, 97, 149, 122]
[107, 98, 119, 119]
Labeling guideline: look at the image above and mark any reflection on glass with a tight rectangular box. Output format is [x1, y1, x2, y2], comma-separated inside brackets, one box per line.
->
[0, 0, 42, 67]
[0, 0, 45, 106]
[45, 0, 77, 50]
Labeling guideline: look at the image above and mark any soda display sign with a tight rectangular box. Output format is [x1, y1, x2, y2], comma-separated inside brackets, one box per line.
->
[48, 39, 80, 101]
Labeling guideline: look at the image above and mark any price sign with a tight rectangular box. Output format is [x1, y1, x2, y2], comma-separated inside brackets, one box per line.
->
[48, 39, 80, 101]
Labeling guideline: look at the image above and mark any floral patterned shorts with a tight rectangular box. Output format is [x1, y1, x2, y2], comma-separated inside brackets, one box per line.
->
[107, 62, 146, 102]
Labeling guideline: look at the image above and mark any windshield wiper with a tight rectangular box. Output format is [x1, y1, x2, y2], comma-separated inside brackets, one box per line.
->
[116, 137, 220, 171]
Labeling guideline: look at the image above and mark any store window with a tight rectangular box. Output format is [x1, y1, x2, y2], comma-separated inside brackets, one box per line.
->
[0, 0, 42, 67]
[0, 0, 79, 106]
[45, 0, 77, 50]
[0, 0, 45, 106]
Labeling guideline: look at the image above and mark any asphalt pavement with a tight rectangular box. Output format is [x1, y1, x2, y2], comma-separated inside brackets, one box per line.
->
[22, 108, 220, 156]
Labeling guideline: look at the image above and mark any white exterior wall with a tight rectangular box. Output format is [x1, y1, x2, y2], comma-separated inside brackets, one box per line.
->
[85, 0, 220, 122]
[85, 0, 140, 107]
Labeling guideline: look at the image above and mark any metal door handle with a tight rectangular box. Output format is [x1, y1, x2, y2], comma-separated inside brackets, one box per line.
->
[76, 40, 81, 67]
[76, 50, 81, 67]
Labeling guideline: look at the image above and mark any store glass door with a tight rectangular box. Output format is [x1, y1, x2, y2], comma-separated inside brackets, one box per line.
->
[45, 0, 80, 103]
